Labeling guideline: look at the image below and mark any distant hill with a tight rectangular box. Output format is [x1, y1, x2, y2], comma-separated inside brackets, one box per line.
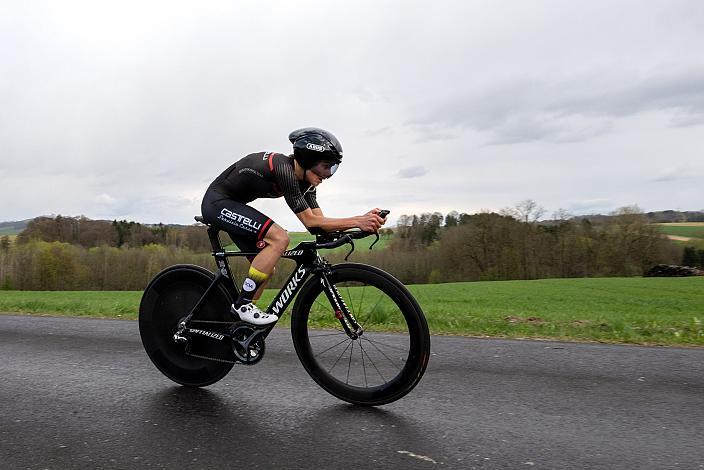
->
[0, 219, 31, 236]
[540, 210, 704, 226]
[0, 216, 196, 237]
[644, 210, 704, 223]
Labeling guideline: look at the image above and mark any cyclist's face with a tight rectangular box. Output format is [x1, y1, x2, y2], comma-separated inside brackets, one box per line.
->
[310, 161, 339, 179]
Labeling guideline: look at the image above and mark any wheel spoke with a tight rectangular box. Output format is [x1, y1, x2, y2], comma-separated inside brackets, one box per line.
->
[359, 290, 387, 328]
[361, 336, 409, 353]
[307, 331, 346, 338]
[361, 336, 403, 369]
[329, 340, 353, 374]
[357, 283, 367, 323]
[313, 337, 349, 358]
[346, 341, 355, 384]
[313, 298, 331, 315]
[360, 341, 387, 382]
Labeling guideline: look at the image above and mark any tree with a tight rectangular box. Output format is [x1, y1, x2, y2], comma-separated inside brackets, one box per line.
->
[501, 200, 546, 279]
[113, 220, 136, 247]
[682, 246, 698, 267]
[0, 236, 10, 252]
[444, 211, 459, 228]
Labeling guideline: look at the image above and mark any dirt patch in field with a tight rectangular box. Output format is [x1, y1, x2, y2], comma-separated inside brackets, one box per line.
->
[570, 319, 610, 329]
[505, 316, 547, 326]
[667, 235, 694, 241]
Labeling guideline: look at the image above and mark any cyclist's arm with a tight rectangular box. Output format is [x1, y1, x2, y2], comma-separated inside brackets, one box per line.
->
[296, 208, 383, 232]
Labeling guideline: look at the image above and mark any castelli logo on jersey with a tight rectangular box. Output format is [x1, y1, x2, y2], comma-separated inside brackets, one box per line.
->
[306, 143, 325, 152]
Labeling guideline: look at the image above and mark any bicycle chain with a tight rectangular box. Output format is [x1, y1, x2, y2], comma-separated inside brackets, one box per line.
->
[185, 349, 239, 365]
[183, 320, 265, 365]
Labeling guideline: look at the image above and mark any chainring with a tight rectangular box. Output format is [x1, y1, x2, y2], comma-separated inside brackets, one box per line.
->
[230, 324, 266, 365]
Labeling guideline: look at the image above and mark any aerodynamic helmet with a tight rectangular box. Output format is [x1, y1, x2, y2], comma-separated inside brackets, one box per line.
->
[288, 127, 343, 171]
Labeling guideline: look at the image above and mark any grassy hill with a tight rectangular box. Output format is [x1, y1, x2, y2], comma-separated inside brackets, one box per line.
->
[656, 223, 704, 241]
[0, 220, 29, 236]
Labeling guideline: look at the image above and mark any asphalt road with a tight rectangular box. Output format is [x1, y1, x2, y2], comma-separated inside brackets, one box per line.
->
[1, 315, 703, 469]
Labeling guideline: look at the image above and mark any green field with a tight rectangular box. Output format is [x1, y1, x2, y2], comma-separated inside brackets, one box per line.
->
[656, 223, 704, 240]
[1, 277, 702, 346]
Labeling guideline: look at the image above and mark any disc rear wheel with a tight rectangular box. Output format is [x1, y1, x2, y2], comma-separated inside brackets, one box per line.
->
[139, 265, 234, 387]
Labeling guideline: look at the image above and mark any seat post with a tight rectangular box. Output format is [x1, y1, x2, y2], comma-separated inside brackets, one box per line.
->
[195, 215, 238, 298]
[207, 227, 224, 253]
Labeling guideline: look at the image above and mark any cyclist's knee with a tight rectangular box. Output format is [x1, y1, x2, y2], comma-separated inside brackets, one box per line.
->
[265, 225, 289, 254]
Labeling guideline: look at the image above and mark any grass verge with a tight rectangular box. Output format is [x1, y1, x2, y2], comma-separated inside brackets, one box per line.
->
[1, 277, 702, 346]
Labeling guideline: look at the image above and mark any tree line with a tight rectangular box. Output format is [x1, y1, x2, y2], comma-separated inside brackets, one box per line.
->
[0, 202, 694, 291]
[16, 215, 212, 251]
[377, 203, 684, 284]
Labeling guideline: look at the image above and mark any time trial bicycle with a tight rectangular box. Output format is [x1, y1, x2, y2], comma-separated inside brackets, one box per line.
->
[139, 211, 430, 406]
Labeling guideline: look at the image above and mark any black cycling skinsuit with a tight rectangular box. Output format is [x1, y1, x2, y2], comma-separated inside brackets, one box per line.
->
[201, 152, 318, 255]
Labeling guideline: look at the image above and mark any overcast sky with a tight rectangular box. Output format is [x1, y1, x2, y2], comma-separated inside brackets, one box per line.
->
[1, 0, 703, 229]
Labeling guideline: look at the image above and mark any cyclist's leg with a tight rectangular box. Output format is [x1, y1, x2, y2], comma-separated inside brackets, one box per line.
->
[201, 191, 282, 324]
[250, 225, 288, 301]
[252, 267, 274, 302]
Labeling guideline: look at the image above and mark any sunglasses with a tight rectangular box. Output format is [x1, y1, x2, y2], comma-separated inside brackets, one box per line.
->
[310, 161, 340, 179]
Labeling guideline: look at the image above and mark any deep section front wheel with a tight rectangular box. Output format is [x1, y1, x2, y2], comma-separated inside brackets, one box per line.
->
[291, 263, 430, 406]
[139, 265, 234, 387]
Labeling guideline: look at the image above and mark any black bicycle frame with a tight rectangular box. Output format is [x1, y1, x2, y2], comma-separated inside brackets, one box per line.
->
[180, 226, 324, 329]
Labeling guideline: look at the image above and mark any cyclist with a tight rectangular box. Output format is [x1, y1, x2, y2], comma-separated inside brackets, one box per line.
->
[201, 127, 386, 325]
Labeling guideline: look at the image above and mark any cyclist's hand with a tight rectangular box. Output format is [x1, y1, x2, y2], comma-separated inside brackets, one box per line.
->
[370, 208, 390, 221]
[358, 212, 385, 232]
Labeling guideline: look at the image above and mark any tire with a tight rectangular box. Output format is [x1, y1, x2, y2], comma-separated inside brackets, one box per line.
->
[139, 264, 234, 387]
[291, 263, 430, 406]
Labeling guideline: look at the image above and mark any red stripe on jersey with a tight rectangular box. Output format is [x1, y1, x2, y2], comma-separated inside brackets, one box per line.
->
[258, 218, 273, 240]
[268, 153, 276, 173]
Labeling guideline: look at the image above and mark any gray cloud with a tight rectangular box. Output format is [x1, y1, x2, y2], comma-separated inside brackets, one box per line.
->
[410, 67, 704, 145]
[566, 199, 614, 214]
[650, 164, 704, 183]
[365, 126, 394, 137]
[397, 166, 429, 179]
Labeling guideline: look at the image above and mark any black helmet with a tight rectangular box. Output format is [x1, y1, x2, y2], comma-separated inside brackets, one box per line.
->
[288, 127, 343, 169]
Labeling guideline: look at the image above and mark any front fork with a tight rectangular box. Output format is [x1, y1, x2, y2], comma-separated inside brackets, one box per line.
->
[319, 273, 363, 340]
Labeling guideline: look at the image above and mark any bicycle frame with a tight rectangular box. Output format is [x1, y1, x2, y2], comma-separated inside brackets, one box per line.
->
[179, 225, 346, 335]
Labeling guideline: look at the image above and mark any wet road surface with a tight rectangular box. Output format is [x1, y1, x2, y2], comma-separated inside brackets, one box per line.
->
[1, 315, 703, 469]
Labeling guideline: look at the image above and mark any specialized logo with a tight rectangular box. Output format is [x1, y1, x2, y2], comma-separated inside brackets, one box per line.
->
[271, 266, 307, 315]
[189, 329, 225, 341]
[306, 143, 325, 152]
[243, 278, 257, 292]
[283, 250, 304, 257]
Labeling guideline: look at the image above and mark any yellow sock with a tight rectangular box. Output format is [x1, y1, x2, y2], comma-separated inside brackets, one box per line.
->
[237, 265, 270, 305]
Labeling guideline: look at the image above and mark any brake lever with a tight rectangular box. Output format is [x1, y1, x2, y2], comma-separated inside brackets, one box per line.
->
[369, 232, 380, 250]
[344, 239, 355, 261]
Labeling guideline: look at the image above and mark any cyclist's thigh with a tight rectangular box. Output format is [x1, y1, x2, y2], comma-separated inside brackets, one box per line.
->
[263, 223, 290, 251]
